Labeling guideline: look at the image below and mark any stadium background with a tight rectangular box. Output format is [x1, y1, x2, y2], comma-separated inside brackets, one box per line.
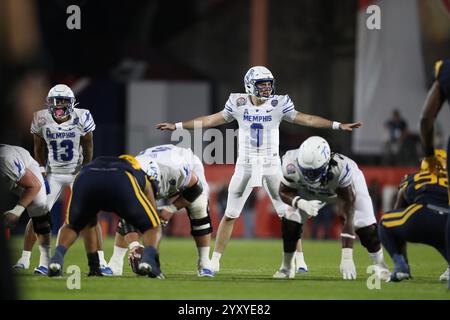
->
[1, 0, 450, 299]
[5, 0, 450, 240]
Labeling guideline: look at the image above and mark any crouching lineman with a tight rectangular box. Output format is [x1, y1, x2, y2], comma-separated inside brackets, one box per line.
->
[379, 149, 449, 282]
[48, 154, 164, 278]
[108, 144, 214, 277]
[0, 144, 52, 270]
[277, 136, 390, 280]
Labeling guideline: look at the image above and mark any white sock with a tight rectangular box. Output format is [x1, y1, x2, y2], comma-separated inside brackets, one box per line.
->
[98, 250, 107, 266]
[38, 245, 51, 267]
[197, 246, 210, 264]
[110, 245, 128, 263]
[369, 248, 386, 266]
[211, 251, 222, 263]
[21, 250, 32, 261]
[295, 251, 305, 264]
[282, 252, 295, 270]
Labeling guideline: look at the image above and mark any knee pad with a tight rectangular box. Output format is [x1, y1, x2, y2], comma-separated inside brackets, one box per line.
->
[182, 179, 203, 202]
[116, 219, 139, 236]
[31, 212, 52, 235]
[356, 224, 381, 252]
[189, 215, 212, 237]
[187, 196, 212, 237]
[187, 193, 208, 219]
[281, 217, 303, 252]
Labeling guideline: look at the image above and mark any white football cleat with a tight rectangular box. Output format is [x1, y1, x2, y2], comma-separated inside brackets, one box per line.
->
[198, 260, 215, 277]
[296, 261, 308, 273]
[210, 259, 220, 273]
[374, 264, 391, 282]
[439, 268, 449, 281]
[273, 268, 295, 279]
[108, 259, 124, 276]
[13, 258, 30, 270]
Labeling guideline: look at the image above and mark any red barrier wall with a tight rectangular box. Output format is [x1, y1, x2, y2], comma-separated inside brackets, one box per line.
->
[57, 165, 418, 238]
[167, 165, 418, 239]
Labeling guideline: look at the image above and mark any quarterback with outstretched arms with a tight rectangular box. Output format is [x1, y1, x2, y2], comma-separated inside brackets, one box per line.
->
[156, 66, 361, 275]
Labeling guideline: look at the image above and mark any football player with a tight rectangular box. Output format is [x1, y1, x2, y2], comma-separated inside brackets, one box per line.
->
[48, 154, 163, 278]
[156, 66, 361, 274]
[379, 149, 449, 282]
[277, 136, 390, 280]
[0, 144, 52, 272]
[108, 144, 214, 277]
[419, 58, 450, 288]
[13, 84, 112, 275]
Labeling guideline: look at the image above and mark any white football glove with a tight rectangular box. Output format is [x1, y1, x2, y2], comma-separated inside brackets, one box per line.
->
[340, 248, 356, 280]
[296, 199, 324, 217]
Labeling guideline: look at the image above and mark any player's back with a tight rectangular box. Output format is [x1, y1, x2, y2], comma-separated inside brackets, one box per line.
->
[401, 169, 448, 208]
[140, 144, 193, 165]
[82, 155, 147, 190]
[0, 144, 34, 167]
[0, 144, 40, 190]
[138, 145, 193, 199]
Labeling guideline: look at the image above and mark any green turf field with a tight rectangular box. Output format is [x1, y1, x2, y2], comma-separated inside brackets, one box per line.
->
[9, 237, 450, 300]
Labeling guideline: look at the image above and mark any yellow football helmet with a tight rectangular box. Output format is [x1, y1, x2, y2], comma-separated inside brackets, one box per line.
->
[420, 149, 447, 172]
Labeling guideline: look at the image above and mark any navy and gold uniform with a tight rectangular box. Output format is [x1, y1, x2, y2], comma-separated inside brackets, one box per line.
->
[379, 168, 449, 281]
[435, 59, 450, 102]
[66, 155, 160, 233]
[434, 59, 450, 204]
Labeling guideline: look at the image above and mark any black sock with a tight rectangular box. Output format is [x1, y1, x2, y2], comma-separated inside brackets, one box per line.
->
[87, 252, 101, 274]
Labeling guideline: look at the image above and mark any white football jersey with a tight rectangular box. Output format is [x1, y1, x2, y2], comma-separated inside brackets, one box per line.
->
[30, 108, 95, 174]
[281, 150, 356, 203]
[138, 144, 195, 199]
[0, 144, 38, 190]
[222, 94, 298, 164]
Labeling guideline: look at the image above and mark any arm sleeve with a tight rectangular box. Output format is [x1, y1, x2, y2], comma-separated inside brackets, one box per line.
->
[280, 95, 298, 123]
[81, 110, 96, 135]
[221, 95, 237, 123]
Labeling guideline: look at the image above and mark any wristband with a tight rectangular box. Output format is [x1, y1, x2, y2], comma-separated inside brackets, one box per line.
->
[340, 233, 356, 239]
[6, 204, 26, 217]
[175, 122, 183, 130]
[128, 241, 142, 251]
[291, 196, 301, 209]
[332, 121, 341, 130]
[341, 248, 353, 259]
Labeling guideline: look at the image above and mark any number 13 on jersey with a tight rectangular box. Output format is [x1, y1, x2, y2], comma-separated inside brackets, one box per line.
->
[50, 140, 74, 161]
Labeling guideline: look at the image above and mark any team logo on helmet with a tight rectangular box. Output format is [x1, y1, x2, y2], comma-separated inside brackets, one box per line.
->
[297, 136, 331, 184]
[286, 163, 296, 175]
